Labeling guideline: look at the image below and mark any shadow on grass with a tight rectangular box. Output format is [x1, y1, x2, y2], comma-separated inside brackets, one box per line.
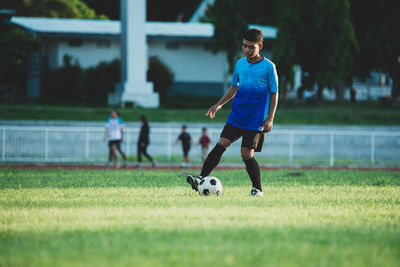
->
[0, 169, 399, 189]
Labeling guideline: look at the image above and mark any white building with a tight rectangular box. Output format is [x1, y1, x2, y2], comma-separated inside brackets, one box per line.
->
[11, 17, 277, 99]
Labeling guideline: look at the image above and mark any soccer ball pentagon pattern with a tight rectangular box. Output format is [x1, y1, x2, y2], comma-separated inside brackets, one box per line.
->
[198, 176, 223, 196]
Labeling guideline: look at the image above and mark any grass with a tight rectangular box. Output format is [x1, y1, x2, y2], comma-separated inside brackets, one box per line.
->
[1, 101, 399, 125]
[0, 168, 399, 266]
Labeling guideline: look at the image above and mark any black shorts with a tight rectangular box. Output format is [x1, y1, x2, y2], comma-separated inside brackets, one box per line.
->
[108, 140, 121, 149]
[182, 146, 190, 157]
[220, 123, 265, 152]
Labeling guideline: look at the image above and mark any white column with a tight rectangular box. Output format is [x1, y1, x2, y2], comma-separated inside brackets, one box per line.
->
[119, 0, 159, 108]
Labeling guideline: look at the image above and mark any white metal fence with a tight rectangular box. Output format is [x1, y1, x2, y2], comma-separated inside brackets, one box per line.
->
[0, 126, 399, 166]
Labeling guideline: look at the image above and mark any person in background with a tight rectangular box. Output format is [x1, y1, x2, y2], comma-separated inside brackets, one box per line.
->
[175, 125, 193, 167]
[104, 110, 128, 168]
[137, 115, 156, 168]
[198, 127, 211, 163]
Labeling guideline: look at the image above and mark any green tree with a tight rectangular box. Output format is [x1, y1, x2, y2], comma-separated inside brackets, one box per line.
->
[207, 0, 248, 72]
[350, 0, 400, 99]
[147, 56, 174, 100]
[272, 0, 357, 100]
[0, 25, 41, 99]
[2, 0, 107, 19]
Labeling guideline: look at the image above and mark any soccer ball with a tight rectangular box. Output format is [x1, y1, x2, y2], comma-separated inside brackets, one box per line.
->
[198, 176, 223, 196]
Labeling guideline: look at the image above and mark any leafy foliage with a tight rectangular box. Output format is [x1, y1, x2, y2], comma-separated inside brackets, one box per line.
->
[85, 59, 120, 104]
[147, 56, 174, 100]
[349, 0, 400, 98]
[42, 55, 84, 102]
[0, 25, 41, 99]
[207, 0, 248, 72]
[2, 0, 107, 19]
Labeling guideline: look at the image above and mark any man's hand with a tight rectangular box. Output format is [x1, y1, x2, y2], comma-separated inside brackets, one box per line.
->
[205, 104, 222, 119]
[262, 118, 274, 132]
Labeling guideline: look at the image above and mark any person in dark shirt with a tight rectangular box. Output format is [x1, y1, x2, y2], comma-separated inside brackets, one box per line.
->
[198, 127, 211, 163]
[137, 115, 156, 168]
[175, 125, 193, 167]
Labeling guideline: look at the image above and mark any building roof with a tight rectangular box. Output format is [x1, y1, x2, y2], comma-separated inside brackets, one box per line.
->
[10, 16, 276, 40]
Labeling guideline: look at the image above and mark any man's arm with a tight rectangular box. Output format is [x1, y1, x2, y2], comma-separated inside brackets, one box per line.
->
[205, 85, 238, 119]
[262, 92, 279, 132]
[120, 127, 124, 142]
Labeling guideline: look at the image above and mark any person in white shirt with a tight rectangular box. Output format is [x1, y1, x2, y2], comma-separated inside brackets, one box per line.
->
[104, 110, 128, 167]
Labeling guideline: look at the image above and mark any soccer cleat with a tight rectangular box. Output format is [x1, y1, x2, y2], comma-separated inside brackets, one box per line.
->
[249, 187, 264, 197]
[186, 175, 201, 192]
[122, 160, 129, 167]
[151, 160, 157, 168]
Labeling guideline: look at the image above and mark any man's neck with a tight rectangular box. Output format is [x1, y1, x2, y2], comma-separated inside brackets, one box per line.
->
[248, 55, 262, 63]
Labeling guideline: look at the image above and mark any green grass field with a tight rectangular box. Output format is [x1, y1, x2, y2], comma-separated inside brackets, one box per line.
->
[0, 168, 399, 267]
[1, 101, 400, 125]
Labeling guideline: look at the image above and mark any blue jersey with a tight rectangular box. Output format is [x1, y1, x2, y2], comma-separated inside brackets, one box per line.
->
[227, 56, 278, 131]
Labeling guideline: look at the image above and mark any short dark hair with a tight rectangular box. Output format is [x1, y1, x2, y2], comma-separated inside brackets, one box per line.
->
[182, 125, 187, 129]
[243, 28, 263, 44]
[202, 127, 207, 131]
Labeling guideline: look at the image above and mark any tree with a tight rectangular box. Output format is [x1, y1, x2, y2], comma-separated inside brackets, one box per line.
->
[0, 25, 41, 99]
[349, 0, 400, 99]
[270, 0, 357, 100]
[206, 0, 248, 73]
[2, 0, 106, 19]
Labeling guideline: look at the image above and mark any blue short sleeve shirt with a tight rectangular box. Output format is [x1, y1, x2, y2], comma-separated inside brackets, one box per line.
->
[227, 56, 278, 131]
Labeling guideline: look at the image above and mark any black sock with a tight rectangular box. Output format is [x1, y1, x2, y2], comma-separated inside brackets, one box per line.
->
[200, 143, 226, 177]
[244, 157, 262, 191]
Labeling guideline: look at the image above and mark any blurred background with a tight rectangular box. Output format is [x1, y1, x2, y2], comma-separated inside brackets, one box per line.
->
[0, 0, 399, 167]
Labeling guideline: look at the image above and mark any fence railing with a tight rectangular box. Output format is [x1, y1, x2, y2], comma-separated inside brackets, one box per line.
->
[0, 126, 399, 166]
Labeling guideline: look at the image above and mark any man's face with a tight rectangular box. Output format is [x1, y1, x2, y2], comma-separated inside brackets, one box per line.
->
[242, 39, 262, 59]
[111, 111, 117, 118]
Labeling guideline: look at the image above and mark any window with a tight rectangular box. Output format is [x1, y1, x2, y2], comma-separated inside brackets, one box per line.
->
[203, 43, 212, 51]
[166, 41, 180, 50]
[97, 40, 111, 48]
[68, 39, 83, 47]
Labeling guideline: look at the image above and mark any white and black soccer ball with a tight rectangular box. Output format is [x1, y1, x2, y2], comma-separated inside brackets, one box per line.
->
[198, 176, 223, 196]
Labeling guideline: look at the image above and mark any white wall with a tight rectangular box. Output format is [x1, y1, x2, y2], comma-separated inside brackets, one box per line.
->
[55, 39, 120, 69]
[47, 38, 231, 85]
[148, 41, 229, 83]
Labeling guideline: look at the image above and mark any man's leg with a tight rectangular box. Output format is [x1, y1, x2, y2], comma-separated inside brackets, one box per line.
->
[200, 137, 231, 177]
[111, 144, 118, 164]
[143, 145, 153, 162]
[187, 137, 231, 191]
[137, 144, 142, 163]
[241, 147, 262, 192]
[117, 143, 127, 161]
[108, 145, 112, 162]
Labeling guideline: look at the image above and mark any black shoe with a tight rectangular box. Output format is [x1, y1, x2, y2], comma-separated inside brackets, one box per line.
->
[186, 175, 201, 192]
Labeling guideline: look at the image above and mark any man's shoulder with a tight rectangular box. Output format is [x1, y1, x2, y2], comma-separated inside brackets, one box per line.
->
[262, 57, 276, 68]
[236, 57, 248, 66]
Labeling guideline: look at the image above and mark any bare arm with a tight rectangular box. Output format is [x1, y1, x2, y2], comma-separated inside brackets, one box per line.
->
[205, 85, 239, 119]
[262, 92, 279, 132]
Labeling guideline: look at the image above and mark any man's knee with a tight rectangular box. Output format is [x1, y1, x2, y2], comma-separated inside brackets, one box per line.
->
[218, 137, 232, 149]
[241, 147, 254, 161]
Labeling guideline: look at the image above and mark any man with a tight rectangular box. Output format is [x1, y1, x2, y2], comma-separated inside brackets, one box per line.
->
[104, 110, 128, 168]
[187, 28, 279, 197]
[175, 125, 193, 167]
[198, 127, 211, 163]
